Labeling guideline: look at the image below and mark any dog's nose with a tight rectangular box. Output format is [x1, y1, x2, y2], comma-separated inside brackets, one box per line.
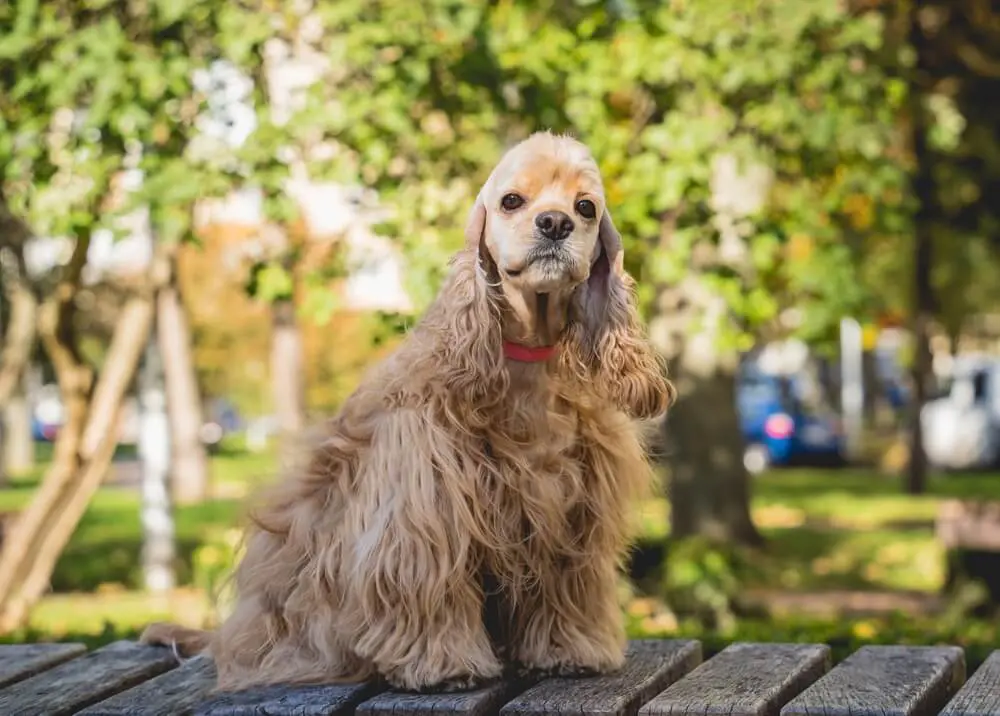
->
[535, 211, 574, 241]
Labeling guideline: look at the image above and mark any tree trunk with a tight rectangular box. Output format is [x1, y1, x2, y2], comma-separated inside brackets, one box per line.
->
[666, 370, 761, 543]
[651, 156, 767, 547]
[0, 275, 37, 407]
[271, 298, 305, 461]
[906, 0, 934, 496]
[652, 281, 763, 547]
[139, 330, 176, 594]
[0, 239, 39, 482]
[2, 379, 34, 478]
[158, 257, 209, 504]
[0, 235, 162, 631]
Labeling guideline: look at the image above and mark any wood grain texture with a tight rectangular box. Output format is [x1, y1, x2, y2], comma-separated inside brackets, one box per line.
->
[500, 639, 702, 716]
[194, 680, 381, 716]
[357, 678, 531, 716]
[80, 653, 217, 715]
[0, 643, 86, 688]
[940, 650, 1000, 716]
[640, 643, 830, 716]
[0, 640, 178, 716]
[780, 645, 966, 716]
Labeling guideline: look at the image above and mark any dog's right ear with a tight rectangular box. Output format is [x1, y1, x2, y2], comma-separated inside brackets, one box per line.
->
[464, 189, 487, 248]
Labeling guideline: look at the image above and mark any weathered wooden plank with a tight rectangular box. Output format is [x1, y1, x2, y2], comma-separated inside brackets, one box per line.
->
[940, 650, 1000, 716]
[80, 653, 217, 716]
[194, 680, 381, 716]
[357, 678, 529, 716]
[640, 642, 830, 716]
[0, 642, 87, 688]
[780, 645, 966, 716]
[500, 639, 702, 716]
[0, 640, 178, 716]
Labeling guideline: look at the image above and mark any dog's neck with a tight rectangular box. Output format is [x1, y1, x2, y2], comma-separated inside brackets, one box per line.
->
[498, 282, 574, 357]
[477, 241, 575, 365]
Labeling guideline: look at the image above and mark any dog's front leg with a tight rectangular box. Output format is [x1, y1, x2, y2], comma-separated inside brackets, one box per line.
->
[513, 553, 626, 677]
[346, 531, 501, 692]
[348, 559, 501, 692]
[343, 411, 502, 693]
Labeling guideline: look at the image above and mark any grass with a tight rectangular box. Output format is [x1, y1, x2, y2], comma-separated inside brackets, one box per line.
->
[4, 450, 1000, 650]
[634, 468, 1000, 594]
[0, 443, 272, 592]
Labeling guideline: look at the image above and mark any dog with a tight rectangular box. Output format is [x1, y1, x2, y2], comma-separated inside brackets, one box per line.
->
[141, 131, 674, 693]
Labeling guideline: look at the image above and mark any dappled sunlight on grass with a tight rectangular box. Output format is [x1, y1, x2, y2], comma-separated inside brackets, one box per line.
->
[20, 589, 212, 644]
[631, 466, 1000, 596]
[761, 526, 944, 593]
[4, 452, 999, 648]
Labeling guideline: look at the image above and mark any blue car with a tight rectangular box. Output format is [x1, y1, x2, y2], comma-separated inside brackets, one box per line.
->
[32, 416, 59, 442]
[736, 367, 844, 473]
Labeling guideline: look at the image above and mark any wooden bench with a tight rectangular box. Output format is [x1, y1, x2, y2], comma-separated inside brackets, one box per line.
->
[0, 639, 997, 716]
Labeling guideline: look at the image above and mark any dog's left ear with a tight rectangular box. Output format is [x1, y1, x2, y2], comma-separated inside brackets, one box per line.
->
[576, 208, 626, 345]
[564, 207, 675, 420]
[596, 209, 625, 279]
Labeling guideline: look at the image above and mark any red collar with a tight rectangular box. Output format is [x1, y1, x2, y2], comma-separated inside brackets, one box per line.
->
[502, 340, 558, 363]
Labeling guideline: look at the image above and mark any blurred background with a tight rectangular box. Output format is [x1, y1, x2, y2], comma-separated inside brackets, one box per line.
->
[2, 0, 1000, 668]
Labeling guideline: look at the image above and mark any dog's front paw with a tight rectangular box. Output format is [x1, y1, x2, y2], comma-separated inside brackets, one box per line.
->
[513, 661, 605, 680]
[552, 663, 603, 678]
[384, 659, 503, 694]
[516, 639, 625, 681]
[415, 673, 498, 693]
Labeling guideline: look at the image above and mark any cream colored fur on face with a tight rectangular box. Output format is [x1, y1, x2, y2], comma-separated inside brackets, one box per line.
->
[140, 132, 675, 694]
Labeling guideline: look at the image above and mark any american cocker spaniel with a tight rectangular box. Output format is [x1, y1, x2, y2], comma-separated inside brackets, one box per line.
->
[141, 131, 674, 693]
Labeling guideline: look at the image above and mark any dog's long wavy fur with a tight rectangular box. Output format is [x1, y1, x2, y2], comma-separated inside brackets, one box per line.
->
[142, 133, 674, 693]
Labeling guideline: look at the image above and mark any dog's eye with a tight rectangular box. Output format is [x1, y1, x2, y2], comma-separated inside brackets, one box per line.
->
[501, 193, 525, 212]
[575, 199, 597, 219]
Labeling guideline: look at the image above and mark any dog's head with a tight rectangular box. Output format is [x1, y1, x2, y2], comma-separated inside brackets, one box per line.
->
[466, 132, 612, 295]
[464, 132, 625, 347]
[459, 132, 671, 418]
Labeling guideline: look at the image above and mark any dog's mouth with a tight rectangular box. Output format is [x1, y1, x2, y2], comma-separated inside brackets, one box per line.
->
[507, 245, 570, 277]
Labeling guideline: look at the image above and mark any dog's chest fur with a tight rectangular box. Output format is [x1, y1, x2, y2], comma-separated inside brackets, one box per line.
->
[474, 383, 596, 578]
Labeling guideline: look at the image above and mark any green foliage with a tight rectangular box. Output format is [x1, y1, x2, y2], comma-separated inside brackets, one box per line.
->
[0, 0, 262, 248]
[661, 537, 743, 633]
[7, 0, 998, 354]
[246, 262, 294, 303]
[191, 526, 243, 625]
[259, 0, 914, 345]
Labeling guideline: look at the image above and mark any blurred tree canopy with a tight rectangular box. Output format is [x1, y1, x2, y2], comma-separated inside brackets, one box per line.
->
[0, 0, 264, 629]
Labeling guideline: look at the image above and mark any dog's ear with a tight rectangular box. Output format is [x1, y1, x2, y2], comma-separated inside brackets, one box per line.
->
[424, 185, 505, 412]
[577, 208, 626, 342]
[464, 189, 487, 248]
[563, 207, 675, 420]
[596, 209, 625, 279]
[464, 185, 503, 283]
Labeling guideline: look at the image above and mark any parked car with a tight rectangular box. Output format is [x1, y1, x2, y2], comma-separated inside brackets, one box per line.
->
[737, 366, 844, 474]
[922, 356, 1000, 470]
[32, 385, 63, 442]
[200, 398, 243, 452]
[31, 415, 58, 442]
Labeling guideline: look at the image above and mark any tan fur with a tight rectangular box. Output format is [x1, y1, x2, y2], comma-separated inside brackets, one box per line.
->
[141, 132, 674, 693]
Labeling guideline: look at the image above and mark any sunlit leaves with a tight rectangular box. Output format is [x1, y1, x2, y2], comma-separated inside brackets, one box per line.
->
[6, 0, 996, 347]
[0, 0, 253, 248]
